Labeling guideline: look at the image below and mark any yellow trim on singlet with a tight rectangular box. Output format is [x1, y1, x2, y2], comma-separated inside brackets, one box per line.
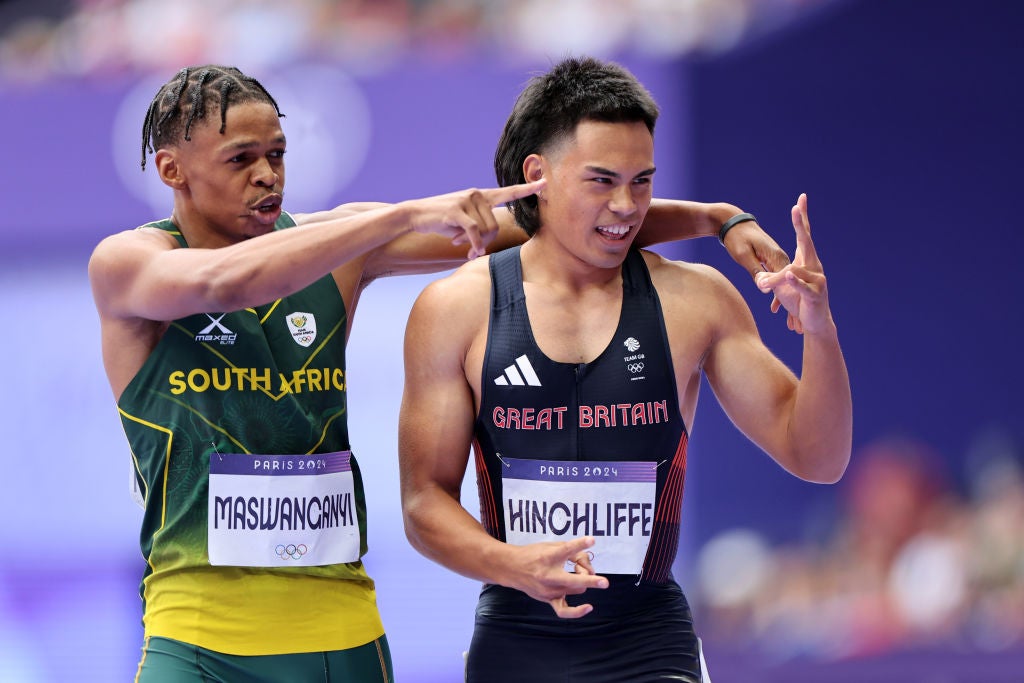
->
[300, 316, 345, 371]
[157, 392, 252, 454]
[117, 408, 174, 533]
[128, 443, 150, 504]
[259, 299, 281, 324]
[308, 406, 347, 454]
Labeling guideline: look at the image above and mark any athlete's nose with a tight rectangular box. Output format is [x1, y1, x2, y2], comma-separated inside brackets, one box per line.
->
[253, 158, 279, 188]
[608, 184, 636, 216]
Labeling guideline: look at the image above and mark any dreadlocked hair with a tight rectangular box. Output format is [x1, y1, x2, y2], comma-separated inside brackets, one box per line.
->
[140, 65, 283, 171]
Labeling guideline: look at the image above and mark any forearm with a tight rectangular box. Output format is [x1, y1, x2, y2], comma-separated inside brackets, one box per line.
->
[403, 485, 515, 585]
[639, 200, 741, 244]
[195, 203, 415, 311]
[787, 324, 852, 483]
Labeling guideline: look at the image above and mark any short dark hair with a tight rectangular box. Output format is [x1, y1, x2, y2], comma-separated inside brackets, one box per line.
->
[140, 65, 283, 170]
[494, 56, 660, 235]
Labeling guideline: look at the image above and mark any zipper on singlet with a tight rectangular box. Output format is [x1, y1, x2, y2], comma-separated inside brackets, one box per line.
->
[574, 363, 585, 461]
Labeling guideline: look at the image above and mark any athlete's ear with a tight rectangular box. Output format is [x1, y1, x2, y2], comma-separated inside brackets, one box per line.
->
[155, 149, 187, 190]
[523, 154, 545, 184]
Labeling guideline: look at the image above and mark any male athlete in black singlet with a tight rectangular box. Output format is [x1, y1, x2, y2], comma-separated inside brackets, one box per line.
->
[399, 57, 852, 682]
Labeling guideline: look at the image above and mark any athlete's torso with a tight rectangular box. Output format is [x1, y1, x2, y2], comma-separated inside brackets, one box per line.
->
[473, 246, 690, 589]
[116, 214, 383, 655]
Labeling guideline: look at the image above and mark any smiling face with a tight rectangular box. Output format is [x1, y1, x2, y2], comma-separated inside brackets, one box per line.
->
[526, 119, 655, 269]
[156, 100, 286, 246]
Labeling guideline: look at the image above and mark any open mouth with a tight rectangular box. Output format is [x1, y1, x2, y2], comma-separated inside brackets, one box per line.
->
[252, 194, 282, 214]
[596, 223, 633, 240]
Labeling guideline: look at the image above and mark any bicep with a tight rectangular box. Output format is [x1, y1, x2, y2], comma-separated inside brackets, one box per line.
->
[398, 285, 479, 500]
[291, 202, 392, 225]
[701, 284, 799, 457]
[88, 231, 216, 322]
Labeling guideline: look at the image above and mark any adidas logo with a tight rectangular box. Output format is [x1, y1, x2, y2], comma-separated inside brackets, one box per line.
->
[493, 354, 542, 386]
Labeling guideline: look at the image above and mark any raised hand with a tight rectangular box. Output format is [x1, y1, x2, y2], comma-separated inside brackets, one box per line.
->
[754, 194, 833, 335]
[720, 215, 796, 326]
[721, 219, 791, 281]
[400, 179, 546, 259]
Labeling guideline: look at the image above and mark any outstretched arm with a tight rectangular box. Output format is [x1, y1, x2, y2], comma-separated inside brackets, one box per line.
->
[703, 194, 851, 483]
[89, 179, 545, 324]
[398, 273, 609, 619]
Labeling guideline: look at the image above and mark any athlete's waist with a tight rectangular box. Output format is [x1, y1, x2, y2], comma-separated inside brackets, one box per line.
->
[477, 574, 688, 621]
[143, 565, 382, 655]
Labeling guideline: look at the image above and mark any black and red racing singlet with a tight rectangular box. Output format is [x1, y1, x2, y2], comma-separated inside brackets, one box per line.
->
[473, 245, 689, 583]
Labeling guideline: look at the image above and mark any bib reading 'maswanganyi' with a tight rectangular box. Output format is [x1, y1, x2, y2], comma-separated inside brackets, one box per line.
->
[208, 451, 360, 567]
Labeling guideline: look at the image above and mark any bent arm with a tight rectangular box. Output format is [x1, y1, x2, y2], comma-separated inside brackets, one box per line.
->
[399, 276, 608, 616]
[703, 290, 851, 483]
[641, 199, 791, 276]
[398, 279, 503, 582]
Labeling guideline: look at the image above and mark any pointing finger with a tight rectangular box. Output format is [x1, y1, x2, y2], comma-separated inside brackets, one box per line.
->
[560, 536, 596, 560]
[484, 178, 547, 207]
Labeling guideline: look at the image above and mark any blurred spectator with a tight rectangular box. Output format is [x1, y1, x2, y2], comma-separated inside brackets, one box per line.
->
[693, 432, 1024, 662]
[0, 0, 839, 82]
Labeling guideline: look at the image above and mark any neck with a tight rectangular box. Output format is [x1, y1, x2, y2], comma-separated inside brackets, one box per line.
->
[520, 232, 626, 294]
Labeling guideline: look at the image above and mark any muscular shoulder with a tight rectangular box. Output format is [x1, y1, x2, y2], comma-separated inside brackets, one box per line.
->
[407, 256, 491, 349]
[91, 225, 179, 259]
[88, 227, 178, 300]
[640, 249, 735, 298]
[416, 255, 491, 315]
[640, 249, 753, 332]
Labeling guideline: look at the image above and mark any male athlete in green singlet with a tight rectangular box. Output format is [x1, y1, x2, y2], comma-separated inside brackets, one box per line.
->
[88, 65, 787, 682]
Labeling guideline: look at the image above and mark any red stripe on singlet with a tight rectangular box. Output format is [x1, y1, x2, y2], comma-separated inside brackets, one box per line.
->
[643, 431, 689, 582]
[472, 439, 500, 537]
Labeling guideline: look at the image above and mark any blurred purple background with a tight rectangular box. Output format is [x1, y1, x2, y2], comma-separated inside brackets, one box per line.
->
[1, 0, 1022, 681]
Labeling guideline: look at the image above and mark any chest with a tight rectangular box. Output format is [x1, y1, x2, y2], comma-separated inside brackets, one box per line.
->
[521, 282, 624, 364]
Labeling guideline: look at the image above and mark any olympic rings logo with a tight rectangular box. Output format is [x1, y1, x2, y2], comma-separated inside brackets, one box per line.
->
[627, 362, 645, 373]
[275, 543, 308, 560]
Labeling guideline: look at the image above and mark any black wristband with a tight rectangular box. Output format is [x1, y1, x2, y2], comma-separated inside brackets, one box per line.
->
[718, 212, 757, 245]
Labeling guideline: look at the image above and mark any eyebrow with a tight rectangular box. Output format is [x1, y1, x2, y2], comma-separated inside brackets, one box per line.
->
[585, 165, 656, 179]
[222, 135, 287, 153]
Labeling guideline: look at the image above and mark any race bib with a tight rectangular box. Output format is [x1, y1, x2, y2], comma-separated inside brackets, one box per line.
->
[501, 458, 656, 575]
[208, 451, 360, 567]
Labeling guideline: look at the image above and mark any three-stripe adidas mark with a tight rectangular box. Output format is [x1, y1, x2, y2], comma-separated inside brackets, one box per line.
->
[494, 354, 542, 386]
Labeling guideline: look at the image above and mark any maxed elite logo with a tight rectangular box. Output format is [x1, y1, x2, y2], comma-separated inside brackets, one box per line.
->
[195, 313, 237, 345]
[287, 312, 317, 348]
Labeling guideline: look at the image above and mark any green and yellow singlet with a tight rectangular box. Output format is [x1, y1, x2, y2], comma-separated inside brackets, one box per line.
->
[117, 215, 383, 655]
